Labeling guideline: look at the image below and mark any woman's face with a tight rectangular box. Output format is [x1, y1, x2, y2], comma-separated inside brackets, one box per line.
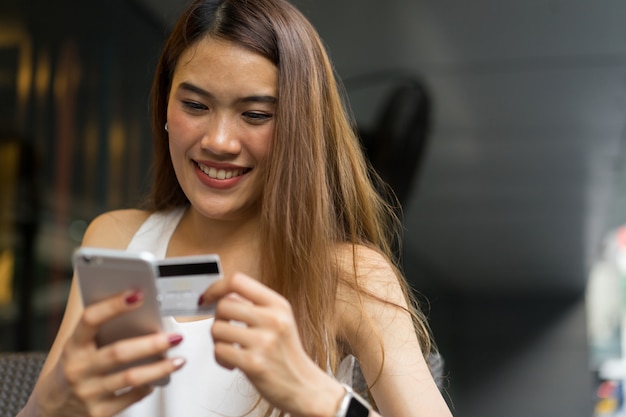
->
[166, 36, 277, 222]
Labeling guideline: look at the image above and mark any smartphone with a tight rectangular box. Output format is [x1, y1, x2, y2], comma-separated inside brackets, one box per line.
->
[73, 247, 169, 385]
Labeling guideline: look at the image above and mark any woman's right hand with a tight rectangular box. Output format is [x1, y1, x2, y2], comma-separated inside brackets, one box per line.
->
[34, 290, 185, 417]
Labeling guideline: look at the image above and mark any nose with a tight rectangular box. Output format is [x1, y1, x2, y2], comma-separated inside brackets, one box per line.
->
[200, 114, 241, 156]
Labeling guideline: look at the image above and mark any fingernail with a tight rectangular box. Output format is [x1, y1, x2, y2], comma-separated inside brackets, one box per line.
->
[171, 357, 186, 369]
[125, 291, 143, 305]
[197, 294, 204, 306]
[168, 334, 183, 347]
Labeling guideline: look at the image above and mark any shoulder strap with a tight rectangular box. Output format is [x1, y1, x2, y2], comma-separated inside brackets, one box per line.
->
[126, 207, 186, 259]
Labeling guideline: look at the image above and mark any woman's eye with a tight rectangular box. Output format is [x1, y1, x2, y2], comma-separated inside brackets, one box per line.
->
[243, 112, 272, 123]
[182, 100, 207, 111]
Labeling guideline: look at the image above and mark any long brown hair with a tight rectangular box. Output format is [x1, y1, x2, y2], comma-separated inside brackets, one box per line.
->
[148, 0, 434, 410]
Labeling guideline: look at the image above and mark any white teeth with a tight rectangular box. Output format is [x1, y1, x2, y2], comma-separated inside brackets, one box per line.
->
[198, 163, 243, 180]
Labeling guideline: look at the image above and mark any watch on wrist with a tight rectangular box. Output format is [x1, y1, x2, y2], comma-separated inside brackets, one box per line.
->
[334, 383, 373, 417]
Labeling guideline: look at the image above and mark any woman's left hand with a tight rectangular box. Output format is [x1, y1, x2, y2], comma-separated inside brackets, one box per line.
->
[199, 272, 344, 417]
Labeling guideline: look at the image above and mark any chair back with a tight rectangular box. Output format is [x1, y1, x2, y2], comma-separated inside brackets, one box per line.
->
[0, 352, 46, 417]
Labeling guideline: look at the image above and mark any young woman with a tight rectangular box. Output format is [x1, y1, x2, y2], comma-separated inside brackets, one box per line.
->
[18, 0, 453, 416]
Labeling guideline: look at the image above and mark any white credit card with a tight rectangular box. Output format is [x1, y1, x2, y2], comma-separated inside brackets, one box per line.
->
[156, 254, 222, 316]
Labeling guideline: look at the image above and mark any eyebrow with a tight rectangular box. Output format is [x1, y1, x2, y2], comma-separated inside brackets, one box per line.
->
[178, 81, 277, 104]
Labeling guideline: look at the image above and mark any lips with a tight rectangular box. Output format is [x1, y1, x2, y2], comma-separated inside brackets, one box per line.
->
[195, 161, 249, 180]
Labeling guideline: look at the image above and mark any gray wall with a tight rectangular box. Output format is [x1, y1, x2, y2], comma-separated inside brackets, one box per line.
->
[292, 0, 602, 415]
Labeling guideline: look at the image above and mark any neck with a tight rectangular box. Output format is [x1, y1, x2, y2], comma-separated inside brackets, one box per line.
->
[167, 207, 262, 277]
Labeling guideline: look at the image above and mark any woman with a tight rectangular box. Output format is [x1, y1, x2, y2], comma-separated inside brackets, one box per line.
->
[18, 0, 453, 416]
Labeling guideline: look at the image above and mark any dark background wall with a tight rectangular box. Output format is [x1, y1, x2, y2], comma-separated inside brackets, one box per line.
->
[0, 0, 165, 350]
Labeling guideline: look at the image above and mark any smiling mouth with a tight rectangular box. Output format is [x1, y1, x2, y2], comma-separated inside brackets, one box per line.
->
[196, 162, 250, 180]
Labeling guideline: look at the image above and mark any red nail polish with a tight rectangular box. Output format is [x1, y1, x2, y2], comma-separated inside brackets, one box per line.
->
[168, 334, 183, 346]
[197, 294, 204, 306]
[125, 291, 143, 305]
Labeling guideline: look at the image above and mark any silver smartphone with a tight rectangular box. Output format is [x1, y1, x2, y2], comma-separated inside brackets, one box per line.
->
[73, 247, 169, 385]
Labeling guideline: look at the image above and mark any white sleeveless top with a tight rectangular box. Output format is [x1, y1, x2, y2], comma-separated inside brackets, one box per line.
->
[118, 207, 354, 417]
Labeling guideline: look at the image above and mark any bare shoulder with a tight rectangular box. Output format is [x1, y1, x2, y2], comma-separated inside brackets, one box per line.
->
[336, 243, 394, 274]
[81, 209, 152, 249]
[335, 243, 406, 306]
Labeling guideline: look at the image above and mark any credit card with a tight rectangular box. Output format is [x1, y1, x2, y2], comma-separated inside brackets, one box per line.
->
[156, 254, 222, 316]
